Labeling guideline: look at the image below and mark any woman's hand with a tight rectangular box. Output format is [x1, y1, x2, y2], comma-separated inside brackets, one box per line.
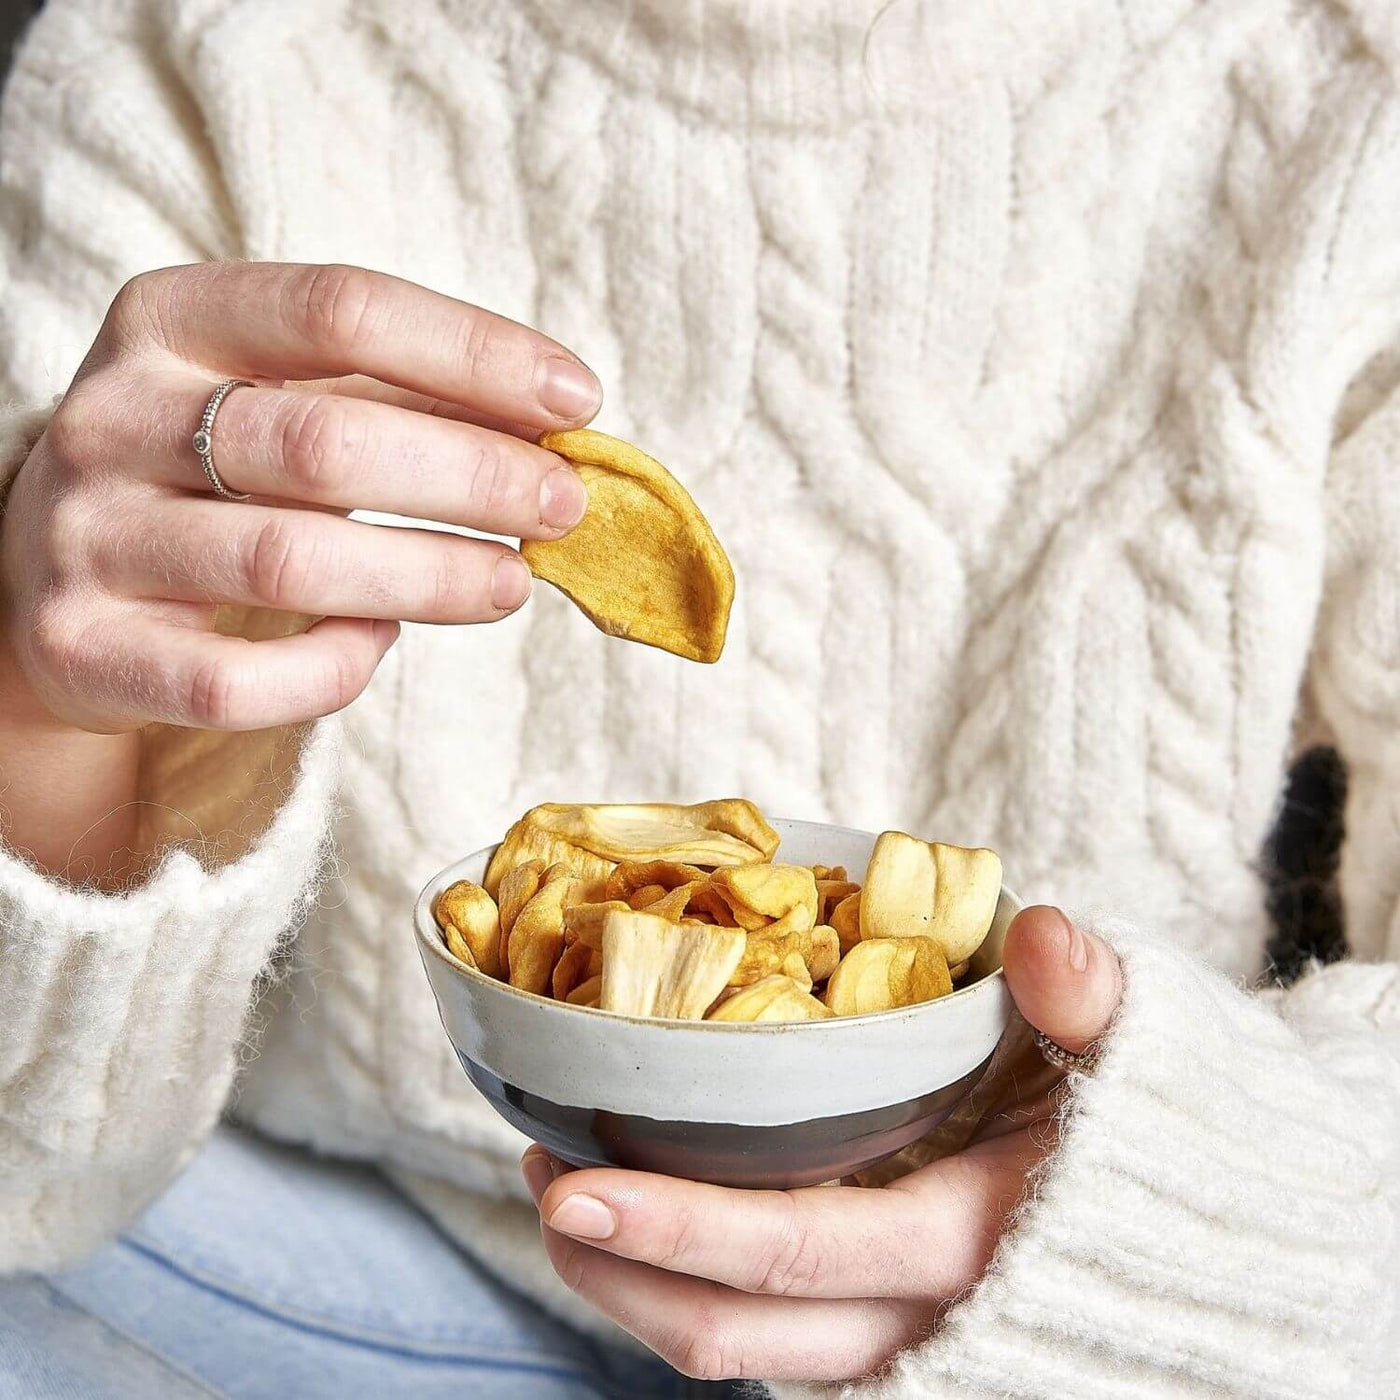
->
[1, 260, 600, 735]
[522, 905, 1123, 1384]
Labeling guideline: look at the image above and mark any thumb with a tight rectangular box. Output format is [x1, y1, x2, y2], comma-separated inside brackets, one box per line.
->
[1001, 906, 1123, 1054]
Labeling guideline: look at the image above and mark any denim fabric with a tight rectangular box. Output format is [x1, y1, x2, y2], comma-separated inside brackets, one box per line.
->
[0, 1126, 729, 1399]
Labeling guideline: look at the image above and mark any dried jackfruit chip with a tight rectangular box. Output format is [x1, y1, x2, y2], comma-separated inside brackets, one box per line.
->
[484, 822, 613, 902]
[824, 937, 953, 1016]
[949, 959, 970, 981]
[629, 883, 670, 910]
[433, 880, 501, 978]
[496, 859, 547, 977]
[485, 801, 777, 897]
[711, 863, 818, 933]
[507, 869, 575, 996]
[600, 910, 746, 1019]
[552, 940, 602, 1000]
[522, 429, 735, 664]
[810, 865, 848, 883]
[829, 891, 863, 953]
[731, 922, 839, 988]
[707, 974, 835, 1023]
[860, 831, 1001, 965]
[605, 861, 707, 901]
[816, 879, 860, 925]
[780, 951, 814, 991]
[566, 974, 602, 1007]
[562, 899, 631, 951]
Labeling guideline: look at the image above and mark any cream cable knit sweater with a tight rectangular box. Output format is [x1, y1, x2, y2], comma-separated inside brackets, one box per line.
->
[1, 0, 1399, 1394]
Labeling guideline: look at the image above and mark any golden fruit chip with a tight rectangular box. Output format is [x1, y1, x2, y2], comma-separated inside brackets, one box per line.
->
[731, 922, 838, 987]
[484, 821, 613, 901]
[600, 910, 746, 1019]
[507, 869, 575, 996]
[552, 941, 601, 1000]
[711, 863, 818, 933]
[605, 860, 706, 901]
[949, 959, 970, 982]
[566, 974, 602, 1007]
[816, 879, 860, 925]
[523, 429, 735, 664]
[496, 859, 547, 976]
[824, 937, 953, 1016]
[433, 879, 501, 978]
[629, 883, 670, 910]
[707, 974, 834, 1023]
[562, 899, 630, 951]
[810, 865, 848, 883]
[829, 891, 863, 953]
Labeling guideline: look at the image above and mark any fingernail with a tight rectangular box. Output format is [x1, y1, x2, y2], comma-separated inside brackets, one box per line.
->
[547, 1193, 616, 1241]
[1056, 909, 1088, 972]
[537, 357, 602, 421]
[521, 1150, 553, 1208]
[539, 466, 588, 529]
[491, 555, 532, 611]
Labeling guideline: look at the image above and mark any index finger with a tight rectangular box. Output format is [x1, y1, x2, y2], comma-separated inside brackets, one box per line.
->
[533, 1161, 991, 1301]
[108, 262, 602, 431]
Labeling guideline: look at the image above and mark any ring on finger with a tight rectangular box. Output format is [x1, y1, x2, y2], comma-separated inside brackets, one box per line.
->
[193, 378, 254, 502]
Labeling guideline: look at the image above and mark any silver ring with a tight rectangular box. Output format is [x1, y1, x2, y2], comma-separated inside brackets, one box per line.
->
[193, 379, 253, 501]
[1033, 1028, 1098, 1074]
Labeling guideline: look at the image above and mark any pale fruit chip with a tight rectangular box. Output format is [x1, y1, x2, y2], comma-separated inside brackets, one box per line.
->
[780, 951, 814, 991]
[600, 910, 746, 1019]
[860, 832, 1001, 965]
[486, 802, 777, 898]
[824, 937, 953, 1016]
[949, 959, 970, 981]
[707, 975, 834, 1023]
[711, 863, 818, 933]
[810, 865, 847, 883]
[484, 823, 613, 901]
[433, 879, 501, 978]
[522, 429, 735, 664]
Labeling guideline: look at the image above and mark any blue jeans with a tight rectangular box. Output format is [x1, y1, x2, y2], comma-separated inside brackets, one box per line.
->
[0, 1126, 732, 1399]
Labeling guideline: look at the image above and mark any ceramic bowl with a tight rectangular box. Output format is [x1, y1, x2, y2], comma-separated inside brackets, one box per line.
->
[413, 819, 1019, 1189]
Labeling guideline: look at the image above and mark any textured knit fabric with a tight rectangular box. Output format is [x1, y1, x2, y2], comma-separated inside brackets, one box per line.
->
[1, 0, 1399, 1395]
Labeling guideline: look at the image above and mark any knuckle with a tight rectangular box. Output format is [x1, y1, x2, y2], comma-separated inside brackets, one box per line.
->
[463, 440, 516, 520]
[295, 264, 378, 351]
[246, 516, 318, 608]
[754, 1201, 825, 1297]
[280, 396, 350, 494]
[187, 654, 247, 729]
[28, 598, 84, 674]
[104, 267, 182, 348]
[654, 1209, 704, 1275]
[455, 310, 501, 385]
[672, 1324, 746, 1382]
[45, 391, 106, 469]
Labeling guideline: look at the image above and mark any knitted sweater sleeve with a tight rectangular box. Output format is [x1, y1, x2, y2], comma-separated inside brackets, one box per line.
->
[771, 102, 1400, 1400]
[0, 6, 340, 1270]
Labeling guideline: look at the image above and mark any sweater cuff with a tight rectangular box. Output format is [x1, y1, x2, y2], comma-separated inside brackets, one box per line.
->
[0, 717, 341, 1271]
[773, 920, 1394, 1400]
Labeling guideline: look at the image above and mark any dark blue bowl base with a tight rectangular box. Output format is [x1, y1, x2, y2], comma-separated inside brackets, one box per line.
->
[459, 1055, 994, 1189]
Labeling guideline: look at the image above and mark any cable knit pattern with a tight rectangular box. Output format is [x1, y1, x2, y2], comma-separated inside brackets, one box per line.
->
[1, 0, 1399, 1392]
